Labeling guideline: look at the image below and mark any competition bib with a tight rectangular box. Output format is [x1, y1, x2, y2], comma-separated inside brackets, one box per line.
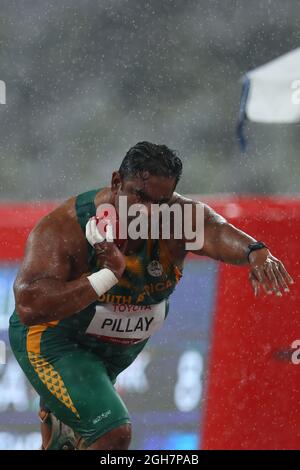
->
[86, 300, 167, 345]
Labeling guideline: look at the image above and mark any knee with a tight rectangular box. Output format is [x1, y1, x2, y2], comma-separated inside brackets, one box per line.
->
[111, 424, 132, 449]
[88, 424, 132, 450]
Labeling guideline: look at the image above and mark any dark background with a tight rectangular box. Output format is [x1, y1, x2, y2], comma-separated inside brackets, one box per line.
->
[0, 0, 299, 200]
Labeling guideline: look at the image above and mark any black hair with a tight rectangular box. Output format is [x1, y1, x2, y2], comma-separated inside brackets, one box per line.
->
[119, 141, 183, 185]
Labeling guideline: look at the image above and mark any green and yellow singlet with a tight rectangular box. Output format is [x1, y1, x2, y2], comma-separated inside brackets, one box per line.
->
[10, 188, 183, 376]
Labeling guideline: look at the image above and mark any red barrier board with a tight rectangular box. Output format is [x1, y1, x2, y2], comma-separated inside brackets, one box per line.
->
[201, 196, 300, 450]
[0, 202, 58, 261]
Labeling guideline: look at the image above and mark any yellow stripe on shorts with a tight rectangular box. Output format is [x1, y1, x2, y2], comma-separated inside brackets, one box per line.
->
[26, 323, 80, 419]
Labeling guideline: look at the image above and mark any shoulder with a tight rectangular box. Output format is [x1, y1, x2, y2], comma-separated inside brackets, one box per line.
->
[170, 191, 203, 207]
[28, 195, 85, 256]
[171, 192, 226, 223]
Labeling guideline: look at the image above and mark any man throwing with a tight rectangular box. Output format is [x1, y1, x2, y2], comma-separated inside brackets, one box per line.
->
[9, 141, 293, 450]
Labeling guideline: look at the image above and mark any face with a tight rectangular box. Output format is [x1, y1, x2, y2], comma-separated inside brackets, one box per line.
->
[111, 171, 176, 224]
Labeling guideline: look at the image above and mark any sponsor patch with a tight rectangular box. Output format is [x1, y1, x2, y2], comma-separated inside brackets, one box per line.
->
[86, 300, 167, 344]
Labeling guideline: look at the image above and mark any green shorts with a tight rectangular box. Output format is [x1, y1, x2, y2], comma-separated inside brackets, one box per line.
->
[8, 316, 131, 447]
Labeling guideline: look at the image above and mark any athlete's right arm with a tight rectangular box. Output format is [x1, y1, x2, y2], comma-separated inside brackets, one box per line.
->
[13, 214, 124, 326]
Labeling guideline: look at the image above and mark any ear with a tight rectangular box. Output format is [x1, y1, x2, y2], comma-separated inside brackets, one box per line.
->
[111, 171, 122, 194]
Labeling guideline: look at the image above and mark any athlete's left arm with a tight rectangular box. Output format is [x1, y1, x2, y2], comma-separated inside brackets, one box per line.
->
[184, 198, 294, 297]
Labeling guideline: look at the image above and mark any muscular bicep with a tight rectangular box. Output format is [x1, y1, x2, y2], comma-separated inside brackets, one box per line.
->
[14, 220, 72, 291]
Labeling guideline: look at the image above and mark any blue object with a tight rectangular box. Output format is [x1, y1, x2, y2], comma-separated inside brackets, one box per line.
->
[236, 75, 251, 152]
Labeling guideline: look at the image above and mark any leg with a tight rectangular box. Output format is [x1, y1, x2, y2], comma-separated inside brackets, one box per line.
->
[87, 424, 132, 450]
[39, 408, 52, 450]
[39, 407, 77, 450]
[39, 398, 51, 449]
[10, 328, 131, 450]
[39, 396, 77, 450]
[39, 409, 132, 451]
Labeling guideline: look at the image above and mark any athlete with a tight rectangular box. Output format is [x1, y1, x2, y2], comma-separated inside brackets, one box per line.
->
[9, 142, 293, 450]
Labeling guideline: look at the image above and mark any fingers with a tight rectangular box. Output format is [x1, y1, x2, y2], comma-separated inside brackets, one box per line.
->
[263, 260, 282, 296]
[105, 222, 114, 243]
[273, 263, 290, 293]
[252, 265, 273, 295]
[249, 271, 260, 297]
[250, 257, 294, 298]
[85, 217, 106, 246]
[93, 218, 107, 244]
[278, 260, 294, 285]
[264, 258, 295, 296]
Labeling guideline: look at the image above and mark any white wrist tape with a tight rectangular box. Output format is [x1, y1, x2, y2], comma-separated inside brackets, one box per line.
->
[87, 268, 119, 297]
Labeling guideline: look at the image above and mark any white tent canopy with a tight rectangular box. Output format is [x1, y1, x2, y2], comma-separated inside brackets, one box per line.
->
[244, 47, 300, 123]
[237, 47, 300, 150]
